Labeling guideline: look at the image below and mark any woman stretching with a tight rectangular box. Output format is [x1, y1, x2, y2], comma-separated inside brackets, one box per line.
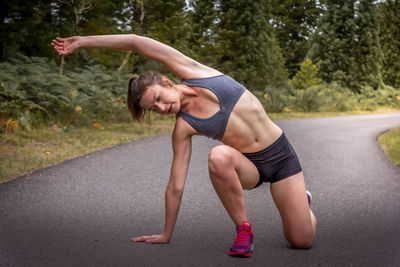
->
[51, 34, 317, 257]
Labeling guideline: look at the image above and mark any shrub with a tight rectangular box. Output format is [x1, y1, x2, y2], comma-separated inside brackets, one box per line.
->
[0, 54, 132, 132]
[258, 86, 294, 113]
[259, 82, 399, 113]
[291, 58, 322, 90]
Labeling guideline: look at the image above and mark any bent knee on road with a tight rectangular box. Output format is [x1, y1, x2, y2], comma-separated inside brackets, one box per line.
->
[208, 145, 236, 175]
[285, 227, 315, 249]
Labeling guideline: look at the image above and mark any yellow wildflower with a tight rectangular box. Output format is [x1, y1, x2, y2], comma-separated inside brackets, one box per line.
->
[284, 107, 291, 113]
[70, 89, 78, 96]
[263, 93, 269, 99]
[74, 106, 82, 112]
[46, 151, 51, 155]
[6, 119, 19, 133]
[93, 122, 103, 129]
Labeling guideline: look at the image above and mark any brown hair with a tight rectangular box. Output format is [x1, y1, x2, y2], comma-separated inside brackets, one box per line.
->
[127, 72, 165, 121]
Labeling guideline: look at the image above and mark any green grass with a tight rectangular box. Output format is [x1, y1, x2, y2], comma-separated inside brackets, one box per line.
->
[0, 114, 175, 183]
[1, 108, 399, 184]
[379, 128, 400, 168]
[268, 107, 400, 120]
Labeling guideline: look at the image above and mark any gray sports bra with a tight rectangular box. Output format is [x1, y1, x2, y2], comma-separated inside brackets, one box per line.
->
[178, 75, 246, 140]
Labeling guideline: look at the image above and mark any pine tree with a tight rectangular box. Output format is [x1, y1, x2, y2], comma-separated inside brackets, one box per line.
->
[291, 58, 322, 90]
[188, 0, 219, 66]
[308, 0, 359, 91]
[377, 0, 400, 88]
[354, 0, 382, 89]
[271, 0, 323, 77]
[0, 0, 62, 60]
[216, 0, 288, 90]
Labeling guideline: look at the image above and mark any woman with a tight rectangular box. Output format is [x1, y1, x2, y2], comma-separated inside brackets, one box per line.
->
[51, 34, 317, 257]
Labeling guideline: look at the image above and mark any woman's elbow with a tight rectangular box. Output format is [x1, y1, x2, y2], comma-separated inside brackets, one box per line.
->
[166, 184, 184, 198]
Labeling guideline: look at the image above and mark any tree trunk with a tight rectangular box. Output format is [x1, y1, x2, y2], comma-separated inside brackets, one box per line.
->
[118, 51, 132, 73]
[59, 56, 65, 77]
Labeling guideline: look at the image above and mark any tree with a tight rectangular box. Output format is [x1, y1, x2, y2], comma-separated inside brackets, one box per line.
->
[0, 0, 62, 60]
[188, 0, 219, 66]
[377, 0, 400, 88]
[58, 0, 93, 76]
[354, 0, 382, 89]
[291, 58, 322, 90]
[271, 0, 323, 77]
[116, 0, 145, 73]
[308, 0, 359, 91]
[216, 0, 288, 91]
[113, 0, 190, 76]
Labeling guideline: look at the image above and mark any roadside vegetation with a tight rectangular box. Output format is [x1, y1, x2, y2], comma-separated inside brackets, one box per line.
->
[0, 56, 399, 183]
[1, 1, 400, 182]
[379, 128, 400, 168]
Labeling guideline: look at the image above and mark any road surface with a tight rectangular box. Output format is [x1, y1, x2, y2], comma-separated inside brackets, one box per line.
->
[1, 113, 400, 266]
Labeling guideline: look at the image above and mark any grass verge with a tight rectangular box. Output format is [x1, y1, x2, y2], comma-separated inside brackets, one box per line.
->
[1, 108, 399, 184]
[379, 128, 400, 168]
[0, 114, 175, 183]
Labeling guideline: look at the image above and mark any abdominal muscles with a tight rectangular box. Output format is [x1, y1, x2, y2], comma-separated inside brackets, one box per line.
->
[221, 90, 282, 153]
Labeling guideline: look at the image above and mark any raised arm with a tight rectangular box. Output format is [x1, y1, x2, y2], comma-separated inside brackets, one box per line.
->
[131, 119, 194, 243]
[51, 34, 221, 79]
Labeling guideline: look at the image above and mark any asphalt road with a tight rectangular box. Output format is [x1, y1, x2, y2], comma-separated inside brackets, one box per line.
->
[1, 113, 400, 267]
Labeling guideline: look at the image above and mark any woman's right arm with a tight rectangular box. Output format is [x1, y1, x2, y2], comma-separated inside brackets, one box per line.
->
[51, 35, 220, 79]
[131, 118, 195, 243]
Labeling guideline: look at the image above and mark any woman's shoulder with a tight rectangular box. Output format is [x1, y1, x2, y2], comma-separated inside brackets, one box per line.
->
[173, 115, 198, 140]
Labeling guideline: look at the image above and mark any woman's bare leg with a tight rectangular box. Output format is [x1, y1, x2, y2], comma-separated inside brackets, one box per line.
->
[270, 172, 317, 248]
[208, 145, 260, 226]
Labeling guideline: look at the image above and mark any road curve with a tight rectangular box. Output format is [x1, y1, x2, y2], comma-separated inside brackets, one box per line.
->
[1, 113, 400, 267]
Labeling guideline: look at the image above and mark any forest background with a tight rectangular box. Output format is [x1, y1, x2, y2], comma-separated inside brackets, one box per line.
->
[0, 0, 400, 181]
[1, 0, 400, 131]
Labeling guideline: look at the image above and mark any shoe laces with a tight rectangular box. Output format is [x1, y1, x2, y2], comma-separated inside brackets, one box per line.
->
[234, 225, 251, 245]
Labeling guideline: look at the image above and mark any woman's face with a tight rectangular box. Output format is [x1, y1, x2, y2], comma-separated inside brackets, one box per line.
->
[139, 83, 180, 115]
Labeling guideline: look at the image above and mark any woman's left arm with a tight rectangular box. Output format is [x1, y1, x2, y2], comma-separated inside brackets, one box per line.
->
[51, 34, 221, 79]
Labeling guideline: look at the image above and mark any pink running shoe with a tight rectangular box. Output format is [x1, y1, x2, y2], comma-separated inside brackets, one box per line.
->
[307, 190, 312, 206]
[229, 221, 254, 257]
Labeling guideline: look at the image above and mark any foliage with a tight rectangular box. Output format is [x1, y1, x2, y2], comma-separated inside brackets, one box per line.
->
[0, 0, 399, 128]
[188, 0, 220, 66]
[0, 54, 132, 132]
[291, 58, 322, 90]
[309, 0, 384, 92]
[0, 0, 63, 60]
[271, 0, 323, 77]
[215, 0, 288, 90]
[354, 0, 382, 89]
[308, 0, 358, 90]
[377, 0, 400, 88]
[261, 82, 399, 113]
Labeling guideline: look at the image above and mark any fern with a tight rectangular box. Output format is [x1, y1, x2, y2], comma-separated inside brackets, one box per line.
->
[0, 54, 132, 132]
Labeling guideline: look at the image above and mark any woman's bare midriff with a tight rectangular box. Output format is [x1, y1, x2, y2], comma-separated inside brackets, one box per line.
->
[221, 90, 283, 153]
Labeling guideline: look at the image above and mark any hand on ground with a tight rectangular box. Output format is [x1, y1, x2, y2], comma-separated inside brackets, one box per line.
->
[131, 234, 170, 244]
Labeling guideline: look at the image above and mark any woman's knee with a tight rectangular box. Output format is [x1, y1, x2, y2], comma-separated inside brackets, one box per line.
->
[208, 145, 234, 176]
[285, 228, 314, 249]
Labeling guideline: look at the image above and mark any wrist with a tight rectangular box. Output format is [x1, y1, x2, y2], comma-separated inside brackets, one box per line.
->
[76, 36, 84, 48]
[162, 232, 172, 241]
